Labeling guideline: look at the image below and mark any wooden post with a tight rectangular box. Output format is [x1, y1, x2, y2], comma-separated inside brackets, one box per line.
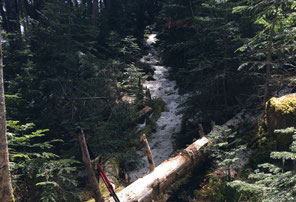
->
[198, 124, 205, 137]
[141, 134, 155, 171]
[76, 127, 103, 202]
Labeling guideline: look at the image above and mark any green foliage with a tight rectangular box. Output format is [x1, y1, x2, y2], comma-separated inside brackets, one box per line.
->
[122, 64, 144, 88]
[194, 177, 242, 202]
[85, 101, 137, 160]
[229, 128, 296, 201]
[206, 126, 247, 180]
[234, 0, 296, 71]
[156, 0, 261, 129]
[7, 121, 81, 202]
[1, 0, 160, 201]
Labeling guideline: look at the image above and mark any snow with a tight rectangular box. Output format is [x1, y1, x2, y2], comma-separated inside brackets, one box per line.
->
[129, 33, 184, 182]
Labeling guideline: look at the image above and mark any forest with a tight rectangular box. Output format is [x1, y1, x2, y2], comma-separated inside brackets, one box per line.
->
[0, 0, 296, 201]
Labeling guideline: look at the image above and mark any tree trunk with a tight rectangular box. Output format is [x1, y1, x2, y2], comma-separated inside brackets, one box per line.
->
[264, 0, 279, 106]
[86, 0, 93, 14]
[0, 28, 14, 202]
[223, 31, 228, 108]
[107, 110, 251, 202]
[102, 158, 120, 188]
[77, 128, 103, 202]
[136, 0, 145, 36]
[92, 0, 98, 26]
[141, 134, 155, 172]
[132, 106, 153, 123]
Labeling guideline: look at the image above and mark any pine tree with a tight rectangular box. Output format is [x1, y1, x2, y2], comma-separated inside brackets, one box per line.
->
[7, 121, 81, 201]
[230, 128, 296, 201]
[234, 0, 296, 104]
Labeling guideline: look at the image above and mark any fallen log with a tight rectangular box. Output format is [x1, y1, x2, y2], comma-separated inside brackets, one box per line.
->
[132, 106, 153, 123]
[107, 110, 251, 202]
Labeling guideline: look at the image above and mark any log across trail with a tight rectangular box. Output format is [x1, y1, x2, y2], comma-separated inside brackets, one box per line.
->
[108, 110, 252, 202]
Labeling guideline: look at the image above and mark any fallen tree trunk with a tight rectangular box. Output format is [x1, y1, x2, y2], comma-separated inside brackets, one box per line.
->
[107, 110, 252, 202]
[132, 106, 153, 123]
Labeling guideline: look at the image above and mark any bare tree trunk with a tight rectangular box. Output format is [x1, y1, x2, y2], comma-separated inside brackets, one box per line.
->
[264, 0, 279, 106]
[198, 124, 205, 137]
[0, 28, 14, 202]
[141, 134, 155, 172]
[77, 128, 103, 202]
[107, 110, 251, 202]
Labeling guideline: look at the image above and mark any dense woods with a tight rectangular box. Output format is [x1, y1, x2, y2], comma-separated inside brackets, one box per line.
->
[1, 0, 296, 201]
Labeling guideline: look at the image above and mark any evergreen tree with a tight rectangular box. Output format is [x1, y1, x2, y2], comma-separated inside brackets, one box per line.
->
[234, 0, 296, 104]
[230, 128, 296, 201]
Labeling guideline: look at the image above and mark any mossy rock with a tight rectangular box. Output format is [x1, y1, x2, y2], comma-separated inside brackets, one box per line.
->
[265, 93, 296, 150]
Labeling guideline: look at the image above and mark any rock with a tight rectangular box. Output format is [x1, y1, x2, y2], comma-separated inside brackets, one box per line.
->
[265, 93, 296, 150]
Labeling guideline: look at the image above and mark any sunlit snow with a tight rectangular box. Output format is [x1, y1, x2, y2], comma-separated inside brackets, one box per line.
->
[129, 33, 184, 182]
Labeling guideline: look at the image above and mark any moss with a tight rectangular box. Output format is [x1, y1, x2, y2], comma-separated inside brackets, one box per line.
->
[268, 95, 296, 115]
[265, 94, 296, 149]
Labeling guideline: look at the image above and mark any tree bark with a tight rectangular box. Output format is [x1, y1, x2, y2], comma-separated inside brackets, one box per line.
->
[0, 27, 14, 202]
[198, 124, 205, 137]
[264, 0, 279, 106]
[102, 158, 120, 188]
[141, 134, 155, 172]
[107, 110, 251, 202]
[77, 129, 103, 202]
[132, 106, 153, 123]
